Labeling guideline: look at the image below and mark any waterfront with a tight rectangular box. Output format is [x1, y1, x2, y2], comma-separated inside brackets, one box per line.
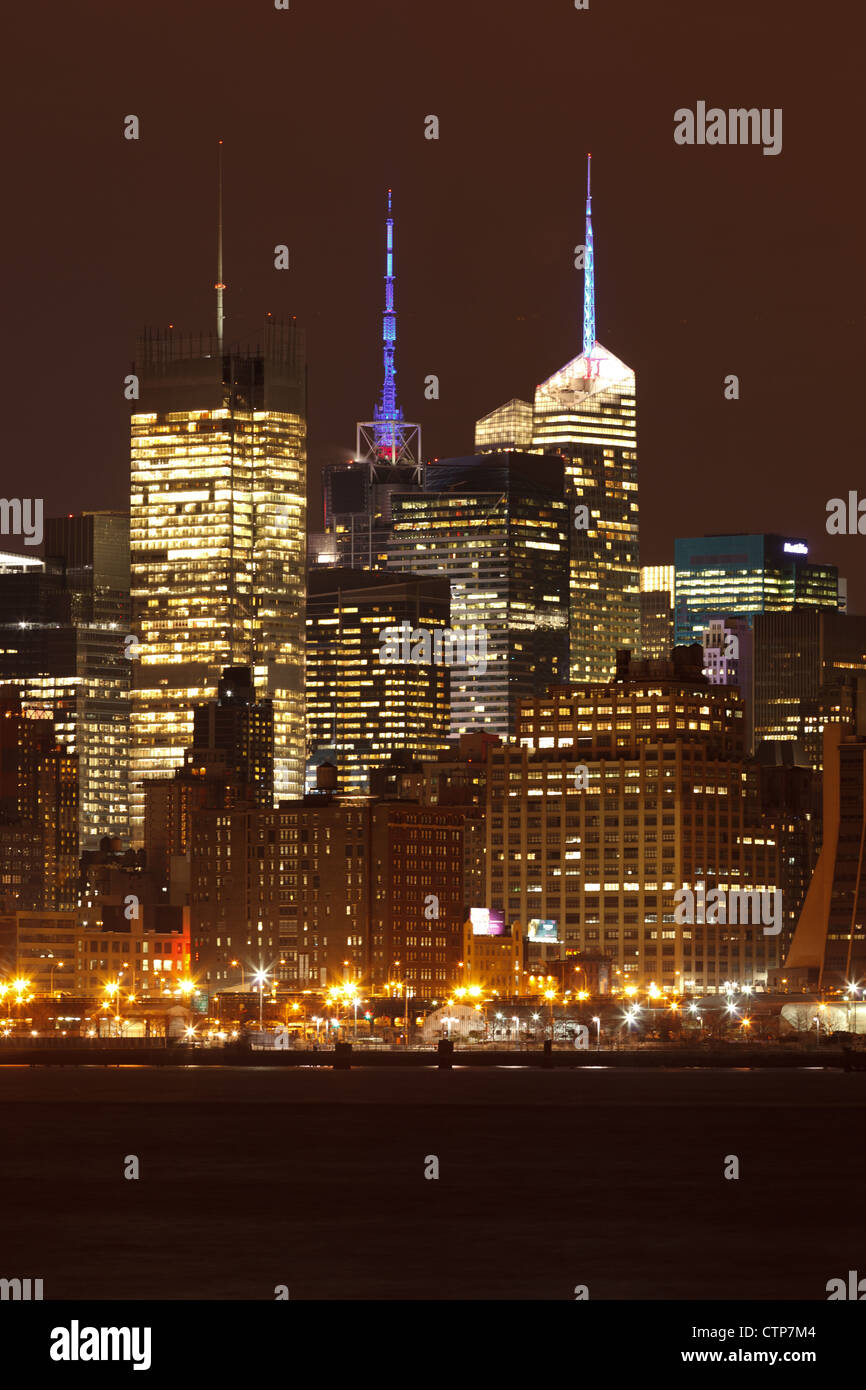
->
[2, 1068, 864, 1301]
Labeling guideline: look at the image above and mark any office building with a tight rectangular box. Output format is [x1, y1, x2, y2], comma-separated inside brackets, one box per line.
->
[474, 399, 533, 453]
[753, 611, 866, 761]
[129, 320, 307, 841]
[0, 513, 130, 846]
[306, 568, 451, 792]
[490, 649, 780, 994]
[640, 564, 675, 660]
[529, 159, 639, 682]
[0, 688, 78, 910]
[189, 782, 478, 998]
[673, 534, 838, 646]
[389, 452, 569, 739]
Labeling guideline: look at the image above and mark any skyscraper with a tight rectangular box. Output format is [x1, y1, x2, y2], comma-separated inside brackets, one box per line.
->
[306, 568, 451, 792]
[474, 399, 533, 453]
[129, 320, 306, 842]
[0, 687, 78, 910]
[640, 564, 675, 660]
[388, 452, 570, 740]
[673, 534, 838, 645]
[752, 610, 866, 761]
[529, 156, 639, 682]
[0, 512, 130, 847]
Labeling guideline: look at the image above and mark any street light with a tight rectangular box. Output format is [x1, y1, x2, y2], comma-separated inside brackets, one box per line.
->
[343, 981, 359, 1040]
[252, 969, 269, 1030]
[591, 1015, 601, 1050]
[543, 989, 556, 1040]
[47, 958, 64, 998]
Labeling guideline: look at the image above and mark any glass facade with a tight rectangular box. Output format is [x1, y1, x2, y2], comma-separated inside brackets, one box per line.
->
[388, 453, 569, 740]
[305, 570, 451, 793]
[0, 513, 131, 848]
[129, 323, 306, 842]
[674, 534, 839, 645]
[474, 398, 533, 453]
[531, 344, 639, 683]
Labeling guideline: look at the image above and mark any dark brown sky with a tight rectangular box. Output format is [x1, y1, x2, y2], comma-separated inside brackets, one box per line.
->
[5, 1, 865, 605]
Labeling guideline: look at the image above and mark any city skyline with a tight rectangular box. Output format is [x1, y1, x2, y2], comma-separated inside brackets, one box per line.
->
[4, 0, 863, 608]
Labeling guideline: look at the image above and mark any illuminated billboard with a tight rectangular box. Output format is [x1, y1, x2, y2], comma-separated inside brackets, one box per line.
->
[470, 907, 505, 936]
[528, 918, 559, 943]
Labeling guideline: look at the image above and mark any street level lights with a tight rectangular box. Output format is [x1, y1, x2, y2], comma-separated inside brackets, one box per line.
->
[253, 969, 269, 1030]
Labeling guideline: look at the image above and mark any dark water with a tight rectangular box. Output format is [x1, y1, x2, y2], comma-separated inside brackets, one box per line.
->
[2, 1067, 863, 1300]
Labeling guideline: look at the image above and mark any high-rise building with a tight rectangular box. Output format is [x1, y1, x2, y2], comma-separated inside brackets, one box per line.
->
[0, 513, 130, 846]
[673, 534, 838, 646]
[800, 674, 866, 774]
[306, 568, 451, 792]
[752, 610, 866, 761]
[388, 452, 570, 739]
[529, 158, 639, 682]
[493, 649, 780, 994]
[756, 742, 817, 967]
[700, 616, 754, 751]
[0, 687, 78, 910]
[474, 399, 533, 453]
[191, 666, 274, 802]
[640, 564, 675, 660]
[142, 664, 275, 894]
[129, 320, 307, 842]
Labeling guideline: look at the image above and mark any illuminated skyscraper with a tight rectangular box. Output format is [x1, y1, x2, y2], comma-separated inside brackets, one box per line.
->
[530, 156, 639, 681]
[640, 564, 675, 661]
[129, 320, 306, 842]
[673, 534, 839, 645]
[475, 399, 533, 453]
[306, 568, 451, 792]
[0, 513, 130, 847]
[0, 687, 78, 910]
[388, 453, 569, 739]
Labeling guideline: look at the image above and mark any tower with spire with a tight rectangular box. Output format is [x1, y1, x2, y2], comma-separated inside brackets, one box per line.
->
[356, 189, 422, 478]
[582, 152, 595, 356]
[490, 152, 638, 682]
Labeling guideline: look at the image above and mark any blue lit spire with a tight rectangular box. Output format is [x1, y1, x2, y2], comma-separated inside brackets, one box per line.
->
[582, 153, 595, 356]
[373, 188, 404, 460]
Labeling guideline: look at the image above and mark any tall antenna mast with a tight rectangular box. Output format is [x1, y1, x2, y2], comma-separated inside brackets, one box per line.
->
[582, 152, 595, 356]
[215, 140, 226, 350]
[356, 188, 422, 479]
[373, 187, 403, 461]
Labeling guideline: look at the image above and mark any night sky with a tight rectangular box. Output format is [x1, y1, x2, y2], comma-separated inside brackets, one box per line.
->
[5, 1, 864, 604]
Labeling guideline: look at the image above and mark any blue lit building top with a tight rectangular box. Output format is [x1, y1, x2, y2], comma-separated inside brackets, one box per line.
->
[674, 533, 839, 644]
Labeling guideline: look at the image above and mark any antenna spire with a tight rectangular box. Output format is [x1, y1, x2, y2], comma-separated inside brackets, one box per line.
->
[582, 152, 595, 356]
[215, 141, 226, 351]
[373, 187, 404, 462]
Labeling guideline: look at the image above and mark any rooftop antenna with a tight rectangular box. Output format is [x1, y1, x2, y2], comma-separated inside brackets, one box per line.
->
[582, 152, 595, 356]
[215, 140, 226, 350]
[356, 188, 422, 479]
[373, 187, 402, 461]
